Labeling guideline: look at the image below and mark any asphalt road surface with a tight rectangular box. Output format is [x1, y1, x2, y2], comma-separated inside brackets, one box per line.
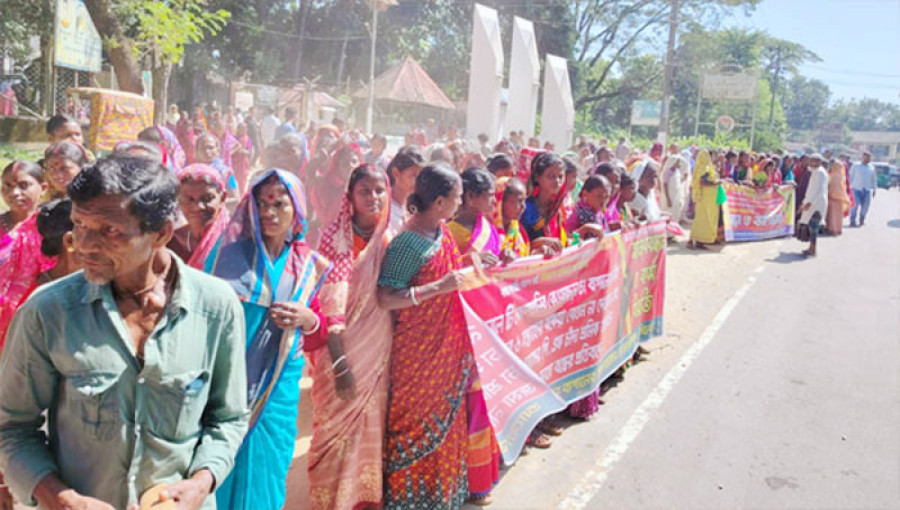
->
[488, 190, 900, 510]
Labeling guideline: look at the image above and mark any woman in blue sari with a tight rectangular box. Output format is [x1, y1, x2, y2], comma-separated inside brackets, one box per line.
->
[207, 169, 332, 510]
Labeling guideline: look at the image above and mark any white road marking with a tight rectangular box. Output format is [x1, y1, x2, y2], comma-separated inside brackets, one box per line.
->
[558, 271, 764, 510]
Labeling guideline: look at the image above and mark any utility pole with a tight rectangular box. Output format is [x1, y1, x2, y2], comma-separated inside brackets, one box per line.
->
[366, 0, 378, 135]
[658, 0, 680, 145]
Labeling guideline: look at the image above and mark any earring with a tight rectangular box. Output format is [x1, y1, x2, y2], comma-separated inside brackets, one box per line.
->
[66, 246, 75, 253]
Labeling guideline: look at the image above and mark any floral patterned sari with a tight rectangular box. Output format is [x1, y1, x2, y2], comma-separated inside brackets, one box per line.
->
[378, 224, 474, 508]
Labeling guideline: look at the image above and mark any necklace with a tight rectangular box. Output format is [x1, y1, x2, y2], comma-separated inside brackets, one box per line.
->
[352, 221, 375, 240]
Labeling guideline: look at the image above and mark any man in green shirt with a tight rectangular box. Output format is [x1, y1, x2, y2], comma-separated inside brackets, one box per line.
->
[0, 156, 249, 509]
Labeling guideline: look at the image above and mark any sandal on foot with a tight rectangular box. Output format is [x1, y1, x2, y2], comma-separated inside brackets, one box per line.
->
[468, 494, 494, 506]
[526, 433, 552, 449]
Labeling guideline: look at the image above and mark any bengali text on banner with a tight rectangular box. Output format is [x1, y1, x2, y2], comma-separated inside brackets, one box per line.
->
[459, 220, 667, 464]
[721, 182, 795, 242]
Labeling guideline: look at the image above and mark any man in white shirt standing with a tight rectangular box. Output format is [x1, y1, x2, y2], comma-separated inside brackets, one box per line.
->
[799, 153, 828, 257]
[260, 106, 280, 150]
[848, 151, 877, 227]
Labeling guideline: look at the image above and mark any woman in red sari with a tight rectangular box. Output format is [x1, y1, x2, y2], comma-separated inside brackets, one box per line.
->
[308, 164, 394, 509]
[377, 161, 474, 509]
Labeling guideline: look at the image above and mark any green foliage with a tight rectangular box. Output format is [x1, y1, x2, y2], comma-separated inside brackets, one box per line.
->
[782, 76, 830, 130]
[673, 133, 751, 151]
[823, 98, 900, 132]
[0, 0, 54, 63]
[114, 0, 230, 66]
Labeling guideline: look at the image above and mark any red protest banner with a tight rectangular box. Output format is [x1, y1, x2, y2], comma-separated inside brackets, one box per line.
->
[722, 183, 796, 242]
[460, 220, 667, 464]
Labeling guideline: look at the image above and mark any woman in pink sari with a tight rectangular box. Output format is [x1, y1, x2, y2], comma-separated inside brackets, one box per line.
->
[445, 167, 503, 503]
[232, 122, 254, 195]
[448, 168, 502, 266]
[308, 164, 394, 510]
[309, 143, 362, 247]
[211, 117, 239, 170]
[168, 164, 231, 269]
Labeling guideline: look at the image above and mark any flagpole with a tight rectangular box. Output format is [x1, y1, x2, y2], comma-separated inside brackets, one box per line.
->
[366, 0, 377, 134]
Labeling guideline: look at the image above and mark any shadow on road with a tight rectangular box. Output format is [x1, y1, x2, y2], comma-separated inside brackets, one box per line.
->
[766, 251, 807, 264]
[887, 219, 900, 229]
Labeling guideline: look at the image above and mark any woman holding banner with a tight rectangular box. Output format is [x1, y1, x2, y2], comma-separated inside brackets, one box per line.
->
[308, 164, 394, 510]
[688, 150, 721, 250]
[377, 162, 489, 508]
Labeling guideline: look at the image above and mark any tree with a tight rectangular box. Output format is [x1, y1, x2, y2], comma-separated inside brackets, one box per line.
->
[0, 1, 54, 64]
[781, 76, 830, 131]
[824, 98, 900, 132]
[571, 0, 761, 109]
[760, 38, 820, 126]
[83, 0, 230, 122]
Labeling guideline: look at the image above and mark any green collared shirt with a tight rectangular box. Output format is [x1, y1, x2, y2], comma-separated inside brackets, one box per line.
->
[0, 254, 249, 509]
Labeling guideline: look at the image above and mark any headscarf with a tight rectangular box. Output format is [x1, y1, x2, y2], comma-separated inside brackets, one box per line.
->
[157, 125, 186, 171]
[317, 166, 392, 333]
[632, 162, 662, 221]
[207, 168, 331, 427]
[310, 125, 341, 158]
[177, 164, 230, 269]
[662, 154, 689, 184]
[310, 143, 363, 244]
[691, 149, 717, 203]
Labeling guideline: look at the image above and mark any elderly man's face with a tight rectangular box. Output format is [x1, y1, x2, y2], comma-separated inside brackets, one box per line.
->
[71, 195, 171, 285]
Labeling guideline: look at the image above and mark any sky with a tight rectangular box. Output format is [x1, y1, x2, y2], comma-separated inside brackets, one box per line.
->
[724, 0, 900, 105]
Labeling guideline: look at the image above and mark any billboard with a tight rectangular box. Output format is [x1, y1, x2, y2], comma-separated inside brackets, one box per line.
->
[630, 100, 661, 126]
[701, 73, 758, 101]
[54, 0, 103, 72]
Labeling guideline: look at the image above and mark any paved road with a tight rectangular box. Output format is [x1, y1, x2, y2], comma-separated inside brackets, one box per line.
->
[488, 190, 900, 510]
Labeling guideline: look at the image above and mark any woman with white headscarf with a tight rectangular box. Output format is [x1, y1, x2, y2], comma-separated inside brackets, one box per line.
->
[629, 160, 664, 221]
[661, 153, 690, 222]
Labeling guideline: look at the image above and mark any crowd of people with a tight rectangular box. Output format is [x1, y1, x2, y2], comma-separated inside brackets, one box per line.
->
[0, 106, 881, 510]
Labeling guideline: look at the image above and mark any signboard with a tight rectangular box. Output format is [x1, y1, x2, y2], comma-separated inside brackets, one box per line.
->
[715, 115, 735, 133]
[54, 0, 103, 72]
[701, 73, 758, 101]
[234, 91, 255, 111]
[631, 100, 662, 126]
[461, 221, 667, 464]
[721, 183, 795, 242]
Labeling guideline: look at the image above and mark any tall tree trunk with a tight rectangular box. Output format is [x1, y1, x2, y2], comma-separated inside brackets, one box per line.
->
[83, 0, 144, 95]
[152, 63, 172, 125]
